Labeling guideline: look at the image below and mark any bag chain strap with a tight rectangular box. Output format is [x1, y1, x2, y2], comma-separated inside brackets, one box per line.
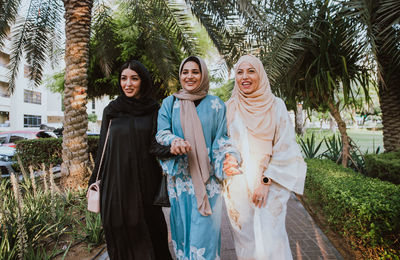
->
[95, 120, 112, 182]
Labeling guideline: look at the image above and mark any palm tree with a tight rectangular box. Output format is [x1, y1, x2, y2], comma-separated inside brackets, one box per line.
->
[190, 0, 376, 166]
[60, 0, 93, 189]
[342, 0, 400, 152]
[1, 0, 202, 189]
[0, 0, 91, 189]
[86, 0, 200, 100]
[267, 1, 372, 166]
[186, 0, 400, 153]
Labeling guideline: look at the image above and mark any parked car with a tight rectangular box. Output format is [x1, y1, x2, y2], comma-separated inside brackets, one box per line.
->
[87, 132, 100, 137]
[0, 130, 58, 148]
[0, 146, 16, 177]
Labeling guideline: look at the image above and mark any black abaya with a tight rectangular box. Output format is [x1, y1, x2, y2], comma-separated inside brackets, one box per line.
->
[89, 106, 172, 260]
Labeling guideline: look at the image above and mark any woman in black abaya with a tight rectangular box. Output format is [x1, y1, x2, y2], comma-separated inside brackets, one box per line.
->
[88, 60, 173, 260]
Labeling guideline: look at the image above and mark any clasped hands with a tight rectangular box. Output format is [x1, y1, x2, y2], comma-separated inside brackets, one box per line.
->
[170, 138, 240, 176]
[170, 138, 192, 155]
[223, 154, 241, 176]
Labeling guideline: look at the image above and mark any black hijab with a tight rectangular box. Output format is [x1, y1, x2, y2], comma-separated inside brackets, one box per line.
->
[108, 60, 159, 117]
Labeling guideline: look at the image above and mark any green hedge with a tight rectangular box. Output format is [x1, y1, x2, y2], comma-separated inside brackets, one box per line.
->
[15, 136, 100, 169]
[304, 159, 400, 258]
[364, 150, 400, 184]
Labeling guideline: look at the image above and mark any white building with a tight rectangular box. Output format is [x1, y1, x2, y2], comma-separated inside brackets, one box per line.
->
[0, 33, 109, 133]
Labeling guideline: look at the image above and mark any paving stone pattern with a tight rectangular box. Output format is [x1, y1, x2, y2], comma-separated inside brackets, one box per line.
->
[97, 194, 343, 260]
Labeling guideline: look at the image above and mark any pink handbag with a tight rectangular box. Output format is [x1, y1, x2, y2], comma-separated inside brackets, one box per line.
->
[87, 180, 101, 213]
[87, 121, 111, 213]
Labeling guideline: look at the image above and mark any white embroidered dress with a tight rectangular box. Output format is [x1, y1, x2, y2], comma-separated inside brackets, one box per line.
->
[224, 97, 306, 260]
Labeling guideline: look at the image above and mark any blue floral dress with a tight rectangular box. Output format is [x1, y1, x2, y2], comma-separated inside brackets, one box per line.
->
[156, 95, 240, 260]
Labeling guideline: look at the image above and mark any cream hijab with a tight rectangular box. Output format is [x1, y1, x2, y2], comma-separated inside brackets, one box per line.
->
[173, 56, 212, 216]
[226, 55, 276, 168]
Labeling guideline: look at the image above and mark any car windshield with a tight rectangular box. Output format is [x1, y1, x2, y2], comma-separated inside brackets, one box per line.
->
[0, 134, 7, 144]
[36, 131, 54, 138]
[0, 146, 15, 160]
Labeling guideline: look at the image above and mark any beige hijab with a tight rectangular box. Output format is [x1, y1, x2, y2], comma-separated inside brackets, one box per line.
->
[226, 55, 276, 168]
[173, 56, 212, 216]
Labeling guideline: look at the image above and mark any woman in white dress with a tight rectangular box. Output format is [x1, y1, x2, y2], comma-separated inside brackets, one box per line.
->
[224, 54, 307, 260]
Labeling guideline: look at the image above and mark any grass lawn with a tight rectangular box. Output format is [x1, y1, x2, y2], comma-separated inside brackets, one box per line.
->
[304, 128, 383, 154]
[347, 129, 383, 152]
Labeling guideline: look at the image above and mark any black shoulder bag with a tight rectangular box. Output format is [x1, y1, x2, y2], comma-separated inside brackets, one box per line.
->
[153, 96, 175, 207]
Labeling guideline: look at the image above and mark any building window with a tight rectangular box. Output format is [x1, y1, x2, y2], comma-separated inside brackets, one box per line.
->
[92, 99, 95, 110]
[0, 82, 9, 98]
[24, 89, 41, 104]
[0, 111, 9, 127]
[24, 115, 41, 127]
[24, 64, 31, 78]
[0, 51, 10, 68]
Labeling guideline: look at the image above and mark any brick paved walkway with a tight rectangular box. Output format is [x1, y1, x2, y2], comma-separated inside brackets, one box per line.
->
[96, 193, 343, 260]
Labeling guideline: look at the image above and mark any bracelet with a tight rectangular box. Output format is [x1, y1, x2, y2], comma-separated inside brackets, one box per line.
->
[172, 138, 183, 146]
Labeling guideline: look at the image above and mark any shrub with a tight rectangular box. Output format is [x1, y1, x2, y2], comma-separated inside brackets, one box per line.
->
[364, 150, 400, 184]
[304, 159, 400, 258]
[298, 132, 324, 159]
[15, 138, 62, 169]
[15, 136, 100, 170]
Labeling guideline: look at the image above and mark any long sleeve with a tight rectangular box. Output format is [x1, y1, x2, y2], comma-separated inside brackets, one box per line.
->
[88, 106, 111, 186]
[156, 96, 181, 146]
[149, 110, 173, 159]
[155, 96, 188, 176]
[264, 98, 306, 195]
[210, 97, 241, 181]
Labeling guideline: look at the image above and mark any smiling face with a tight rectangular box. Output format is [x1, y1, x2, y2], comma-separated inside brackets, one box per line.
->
[120, 68, 141, 98]
[180, 61, 202, 92]
[235, 61, 260, 95]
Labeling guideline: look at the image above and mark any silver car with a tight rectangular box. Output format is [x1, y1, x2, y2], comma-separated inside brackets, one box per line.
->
[0, 146, 16, 177]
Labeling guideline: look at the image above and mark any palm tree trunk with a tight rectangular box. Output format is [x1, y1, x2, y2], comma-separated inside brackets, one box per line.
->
[60, 0, 93, 189]
[294, 103, 304, 135]
[373, 3, 400, 152]
[378, 77, 400, 152]
[326, 99, 350, 167]
[376, 39, 400, 152]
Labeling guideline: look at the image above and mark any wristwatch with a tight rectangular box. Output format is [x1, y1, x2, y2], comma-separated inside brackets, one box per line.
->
[261, 176, 272, 185]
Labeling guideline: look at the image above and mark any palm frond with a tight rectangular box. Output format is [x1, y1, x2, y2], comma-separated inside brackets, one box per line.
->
[185, 0, 249, 68]
[0, 0, 21, 47]
[153, 0, 200, 55]
[378, 0, 400, 27]
[91, 2, 118, 77]
[7, 16, 29, 93]
[341, 0, 400, 78]
[120, 0, 200, 80]
[7, 0, 63, 93]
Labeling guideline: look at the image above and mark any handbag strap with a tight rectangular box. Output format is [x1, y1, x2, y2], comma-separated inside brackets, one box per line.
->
[95, 120, 112, 182]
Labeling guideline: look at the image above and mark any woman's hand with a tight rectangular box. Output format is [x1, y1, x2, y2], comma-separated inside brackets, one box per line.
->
[223, 154, 241, 176]
[252, 184, 270, 208]
[170, 138, 192, 155]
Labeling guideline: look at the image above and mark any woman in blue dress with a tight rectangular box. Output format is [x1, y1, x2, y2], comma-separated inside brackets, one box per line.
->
[156, 56, 241, 260]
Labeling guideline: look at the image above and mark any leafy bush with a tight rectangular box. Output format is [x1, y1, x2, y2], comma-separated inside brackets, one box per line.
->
[15, 136, 100, 169]
[304, 159, 400, 258]
[364, 150, 400, 184]
[15, 138, 62, 169]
